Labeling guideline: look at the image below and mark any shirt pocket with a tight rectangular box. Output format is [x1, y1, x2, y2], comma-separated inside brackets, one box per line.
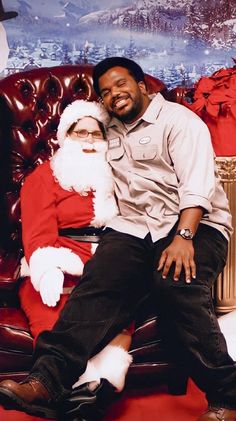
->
[106, 145, 125, 162]
[131, 146, 158, 161]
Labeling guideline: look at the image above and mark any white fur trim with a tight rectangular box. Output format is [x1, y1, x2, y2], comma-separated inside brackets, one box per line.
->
[29, 246, 84, 291]
[57, 100, 110, 147]
[72, 361, 100, 389]
[91, 345, 133, 392]
[92, 192, 118, 227]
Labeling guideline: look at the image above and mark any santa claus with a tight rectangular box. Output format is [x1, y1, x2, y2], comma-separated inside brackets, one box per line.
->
[19, 99, 132, 394]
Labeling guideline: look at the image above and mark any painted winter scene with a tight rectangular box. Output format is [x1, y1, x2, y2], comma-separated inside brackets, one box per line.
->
[2, 0, 236, 88]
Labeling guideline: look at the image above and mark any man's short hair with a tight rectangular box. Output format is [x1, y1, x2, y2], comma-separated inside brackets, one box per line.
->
[93, 56, 145, 96]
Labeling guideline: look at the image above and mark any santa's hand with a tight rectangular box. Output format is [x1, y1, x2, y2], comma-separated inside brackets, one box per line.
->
[39, 268, 64, 307]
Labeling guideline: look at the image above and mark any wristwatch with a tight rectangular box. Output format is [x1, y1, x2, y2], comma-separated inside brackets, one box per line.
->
[176, 228, 194, 240]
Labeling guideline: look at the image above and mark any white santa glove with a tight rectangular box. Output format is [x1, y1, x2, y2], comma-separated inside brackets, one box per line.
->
[39, 267, 64, 307]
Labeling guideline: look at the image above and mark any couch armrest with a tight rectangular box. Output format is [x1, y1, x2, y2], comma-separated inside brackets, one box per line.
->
[0, 249, 22, 290]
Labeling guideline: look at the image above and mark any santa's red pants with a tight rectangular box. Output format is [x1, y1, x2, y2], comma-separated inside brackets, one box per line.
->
[19, 275, 135, 344]
[19, 275, 77, 342]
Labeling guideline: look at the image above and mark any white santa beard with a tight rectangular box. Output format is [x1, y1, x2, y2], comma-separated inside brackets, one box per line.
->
[51, 138, 114, 195]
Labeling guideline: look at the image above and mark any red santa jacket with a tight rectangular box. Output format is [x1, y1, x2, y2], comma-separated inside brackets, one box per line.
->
[20, 161, 118, 292]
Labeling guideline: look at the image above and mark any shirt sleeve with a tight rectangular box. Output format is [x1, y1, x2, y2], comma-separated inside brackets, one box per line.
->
[168, 109, 216, 213]
[21, 165, 58, 262]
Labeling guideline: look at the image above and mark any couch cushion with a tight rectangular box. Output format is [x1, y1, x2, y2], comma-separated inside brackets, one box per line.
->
[0, 308, 33, 372]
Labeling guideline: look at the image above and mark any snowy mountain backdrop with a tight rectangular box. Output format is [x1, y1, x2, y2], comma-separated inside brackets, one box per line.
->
[5, 0, 236, 49]
[2, 0, 236, 88]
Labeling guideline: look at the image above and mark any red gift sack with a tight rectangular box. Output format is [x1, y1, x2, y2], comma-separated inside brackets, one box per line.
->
[190, 63, 236, 157]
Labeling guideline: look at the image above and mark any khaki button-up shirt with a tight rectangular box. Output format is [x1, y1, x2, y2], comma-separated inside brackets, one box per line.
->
[106, 93, 232, 242]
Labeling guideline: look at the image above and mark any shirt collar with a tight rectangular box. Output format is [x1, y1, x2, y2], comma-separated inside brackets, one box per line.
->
[107, 93, 165, 130]
[142, 93, 165, 123]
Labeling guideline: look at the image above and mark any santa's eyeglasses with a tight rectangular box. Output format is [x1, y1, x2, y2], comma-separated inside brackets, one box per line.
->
[72, 129, 104, 139]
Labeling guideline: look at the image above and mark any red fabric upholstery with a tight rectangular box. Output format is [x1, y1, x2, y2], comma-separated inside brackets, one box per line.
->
[189, 66, 236, 156]
[0, 65, 186, 392]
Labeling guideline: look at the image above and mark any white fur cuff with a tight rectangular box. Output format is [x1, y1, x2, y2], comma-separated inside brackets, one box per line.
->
[29, 246, 84, 291]
[91, 345, 133, 392]
[72, 361, 100, 389]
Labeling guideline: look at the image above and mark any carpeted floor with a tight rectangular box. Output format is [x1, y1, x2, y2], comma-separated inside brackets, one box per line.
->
[0, 379, 207, 421]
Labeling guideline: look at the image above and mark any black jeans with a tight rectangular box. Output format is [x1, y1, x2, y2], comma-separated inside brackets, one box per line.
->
[30, 224, 236, 409]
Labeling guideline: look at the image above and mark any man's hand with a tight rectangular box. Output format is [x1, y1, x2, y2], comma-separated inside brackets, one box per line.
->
[39, 267, 64, 307]
[157, 236, 196, 283]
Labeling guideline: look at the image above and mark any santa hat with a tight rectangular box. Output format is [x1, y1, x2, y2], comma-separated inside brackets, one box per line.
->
[57, 100, 110, 147]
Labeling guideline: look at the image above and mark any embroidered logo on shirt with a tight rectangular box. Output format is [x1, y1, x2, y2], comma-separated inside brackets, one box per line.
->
[108, 137, 121, 149]
[139, 136, 151, 145]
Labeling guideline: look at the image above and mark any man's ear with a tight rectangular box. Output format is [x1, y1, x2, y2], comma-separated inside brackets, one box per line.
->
[138, 81, 148, 94]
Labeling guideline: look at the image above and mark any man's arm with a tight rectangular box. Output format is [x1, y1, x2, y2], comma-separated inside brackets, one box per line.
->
[157, 207, 203, 282]
[158, 108, 217, 283]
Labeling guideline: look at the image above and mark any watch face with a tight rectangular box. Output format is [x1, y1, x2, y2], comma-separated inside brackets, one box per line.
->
[179, 229, 194, 239]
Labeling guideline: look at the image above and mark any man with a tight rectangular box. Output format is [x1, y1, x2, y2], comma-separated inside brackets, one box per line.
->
[0, 57, 235, 421]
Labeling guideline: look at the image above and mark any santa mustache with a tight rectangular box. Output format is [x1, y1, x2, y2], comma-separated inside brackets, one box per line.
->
[62, 137, 108, 153]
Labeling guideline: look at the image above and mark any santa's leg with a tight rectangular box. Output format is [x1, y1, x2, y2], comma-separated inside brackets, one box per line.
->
[73, 327, 133, 392]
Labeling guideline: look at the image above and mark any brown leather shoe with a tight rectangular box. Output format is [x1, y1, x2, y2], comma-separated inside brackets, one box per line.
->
[197, 406, 236, 420]
[0, 378, 56, 419]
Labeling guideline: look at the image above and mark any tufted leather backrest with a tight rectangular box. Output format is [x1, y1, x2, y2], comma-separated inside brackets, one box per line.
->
[0, 64, 166, 251]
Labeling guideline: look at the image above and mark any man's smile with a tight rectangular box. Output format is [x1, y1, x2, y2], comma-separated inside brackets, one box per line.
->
[112, 95, 130, 110]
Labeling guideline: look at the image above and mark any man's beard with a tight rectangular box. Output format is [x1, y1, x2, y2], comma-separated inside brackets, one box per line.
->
[111, 92, 144, 123]
[51, 138, 112, 194]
